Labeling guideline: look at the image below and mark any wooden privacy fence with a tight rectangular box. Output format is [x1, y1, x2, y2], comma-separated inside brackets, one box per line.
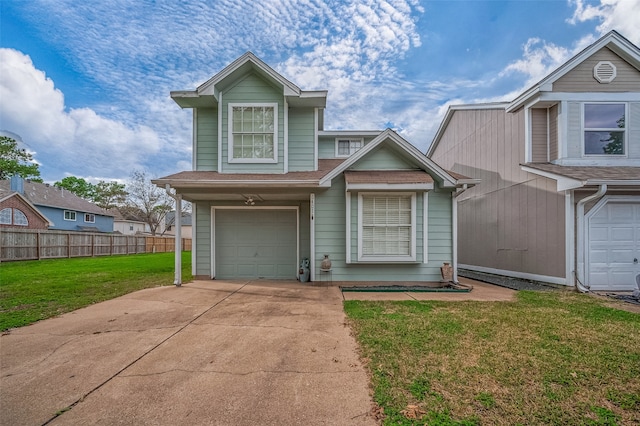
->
[0, 229, 192, 262]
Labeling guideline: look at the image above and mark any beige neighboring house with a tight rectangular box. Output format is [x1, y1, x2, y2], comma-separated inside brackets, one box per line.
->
[163, 211, 192, 239]
[428, 30, 640, 292]
[110, 208, 149, 235]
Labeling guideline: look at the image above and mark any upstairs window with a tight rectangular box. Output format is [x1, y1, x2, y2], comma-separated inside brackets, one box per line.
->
[229, 103, 277, 163]
[85, 213, 95, 223]
[0, 208, 12, 224]
[584, 103, 625, 156]
[64, 210, 77, 221]
[336, 138, 364, 157]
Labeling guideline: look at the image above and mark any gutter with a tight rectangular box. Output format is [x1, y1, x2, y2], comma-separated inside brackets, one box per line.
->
[575, 184, 607, 293]
[451, 184, 469, 284]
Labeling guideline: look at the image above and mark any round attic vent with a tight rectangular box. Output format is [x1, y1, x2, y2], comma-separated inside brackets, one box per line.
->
[593, 61, 617, 83]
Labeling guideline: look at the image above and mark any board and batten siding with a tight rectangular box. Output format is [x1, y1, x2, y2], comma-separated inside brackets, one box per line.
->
[553, 47, 640, 92]
[195, 107, 218, 171]
[429, 107, 567, 281]
[220, 73, 285, 173]
[288, 108, 315, 171]
[531, 108, 548, 162]
[314, 175, 452, 281]
[193, 200, 310, 278]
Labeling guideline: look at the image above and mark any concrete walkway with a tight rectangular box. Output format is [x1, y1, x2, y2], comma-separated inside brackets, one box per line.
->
[1, 281, 376, 426]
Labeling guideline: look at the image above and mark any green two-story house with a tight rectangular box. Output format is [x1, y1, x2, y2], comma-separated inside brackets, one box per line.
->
[154, 53, 476, 282]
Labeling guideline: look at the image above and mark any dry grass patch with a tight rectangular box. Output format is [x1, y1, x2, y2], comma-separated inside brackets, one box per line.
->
[345, 291, 640, 425]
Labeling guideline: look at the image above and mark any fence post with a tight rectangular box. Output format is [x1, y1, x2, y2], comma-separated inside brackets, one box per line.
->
[37, 231, 41, 260]
[67, 233, 71, 258]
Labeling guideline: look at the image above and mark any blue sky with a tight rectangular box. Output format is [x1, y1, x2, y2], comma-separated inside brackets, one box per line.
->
[1, 0, 638, 183]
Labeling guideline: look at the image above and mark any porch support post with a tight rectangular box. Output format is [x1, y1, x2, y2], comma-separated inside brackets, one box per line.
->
[166, 184, 182, 287]
[310, 193, 316, 281]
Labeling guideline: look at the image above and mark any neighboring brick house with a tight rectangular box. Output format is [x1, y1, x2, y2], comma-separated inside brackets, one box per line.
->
[0, 188, 53, 229]
[0, 177, 114, 233]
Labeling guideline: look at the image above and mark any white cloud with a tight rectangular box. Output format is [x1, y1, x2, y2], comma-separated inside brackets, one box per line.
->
[0, 48, 163, 181]
[567, 0, 640, 44]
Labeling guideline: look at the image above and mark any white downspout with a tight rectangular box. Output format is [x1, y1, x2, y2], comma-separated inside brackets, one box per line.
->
[451, 184, 468, 284]
[575, 184, 607, 293]
[165, 185, 182, 287]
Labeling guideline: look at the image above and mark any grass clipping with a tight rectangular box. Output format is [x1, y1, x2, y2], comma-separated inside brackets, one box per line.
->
[345, 291, 640, 426]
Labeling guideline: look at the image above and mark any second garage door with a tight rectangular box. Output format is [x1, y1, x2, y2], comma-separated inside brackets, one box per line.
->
[215, 209, 298, 280]
[588, 200, 640, 291]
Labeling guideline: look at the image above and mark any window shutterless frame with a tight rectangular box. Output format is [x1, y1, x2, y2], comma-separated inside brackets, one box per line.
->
[64, 210, 77, 221]
[228, 103, 278, 163]
[582, 102, 627, 157]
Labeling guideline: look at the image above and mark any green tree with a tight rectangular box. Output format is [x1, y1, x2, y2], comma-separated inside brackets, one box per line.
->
[0, 136, 42, 181]
[54, 176, 96, 200]
[93, 181, 127, 209]
[602, 116, 625, 155]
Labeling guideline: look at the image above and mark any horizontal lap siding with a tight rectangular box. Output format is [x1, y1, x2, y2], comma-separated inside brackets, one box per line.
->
[221, 73, 284, 173]
[531, 109, 548, 162]
[553, 47, 640, 92]
[196, 108, 217, 171]
[549, 104, 559, 161]
[288, 108, 315, 171]
[630, 103, 640, 159]
[314, 176, 451, 282]
[351, 146, 415, 169]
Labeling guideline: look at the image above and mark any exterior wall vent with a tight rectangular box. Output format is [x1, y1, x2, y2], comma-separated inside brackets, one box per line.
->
[593, 61, 616, 83]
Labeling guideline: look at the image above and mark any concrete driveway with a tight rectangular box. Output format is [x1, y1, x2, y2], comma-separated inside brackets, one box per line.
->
[1, 281, 376, 426]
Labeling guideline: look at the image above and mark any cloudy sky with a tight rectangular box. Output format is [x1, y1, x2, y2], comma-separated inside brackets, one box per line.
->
[1, 0, 638, 183]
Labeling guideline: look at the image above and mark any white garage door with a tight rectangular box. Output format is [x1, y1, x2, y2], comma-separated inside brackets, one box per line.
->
[588, 201, 640, 291]
[215, 209, 297, 280]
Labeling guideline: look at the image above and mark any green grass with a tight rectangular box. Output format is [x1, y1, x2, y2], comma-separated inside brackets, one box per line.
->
[0, 252, 192, 330]
[344, 292, 640, 426]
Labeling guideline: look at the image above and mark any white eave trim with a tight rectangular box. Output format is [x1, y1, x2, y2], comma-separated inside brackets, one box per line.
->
[521, 165, 640, 191]
[346, 182, 434, 191]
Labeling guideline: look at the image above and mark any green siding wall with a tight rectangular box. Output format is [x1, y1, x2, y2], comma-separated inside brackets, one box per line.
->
[351, 146, 416, 169]
[195, 108, 218, 171]
[288, 108, 315, 171]
[221, 73, 285, 173]
[313, 177, 453, 281]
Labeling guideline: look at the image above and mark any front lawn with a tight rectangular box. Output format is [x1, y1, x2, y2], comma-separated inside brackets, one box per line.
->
[345, 292, 640, 425]
[0, 252, 192, 330]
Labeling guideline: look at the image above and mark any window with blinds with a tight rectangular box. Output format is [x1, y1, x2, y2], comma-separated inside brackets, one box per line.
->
[359, 194, 415, 260]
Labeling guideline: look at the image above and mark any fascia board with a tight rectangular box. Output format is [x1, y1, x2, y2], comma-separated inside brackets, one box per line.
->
[319, 130, 382, 137]
[197, 52, 301, 98]
[346, 183, 434, 191]
[154, 179, 320, 189]
[521, 165, 582, 191]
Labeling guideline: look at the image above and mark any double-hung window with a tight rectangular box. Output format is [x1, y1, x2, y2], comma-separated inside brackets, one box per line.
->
[229, 103, 277, 163]
[336, 138, 363, 157]
[358, 193, 416, 262]
[64, 210, 76, 221]
[584, 103, 626, 156]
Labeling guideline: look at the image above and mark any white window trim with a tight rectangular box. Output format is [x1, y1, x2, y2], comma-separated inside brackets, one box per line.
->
[335, 137, 364, 158]
[0, 207, 12, 224]
[582, 102, 627, 158]
[228, 102, 278, 164]
[84, 213, 95, 223]
[357, 192, 417, 263]
[64, 210, 77, 221]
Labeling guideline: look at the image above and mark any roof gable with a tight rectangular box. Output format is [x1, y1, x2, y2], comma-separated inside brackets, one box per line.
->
[171, 52, 327, 109]
[0, 190, 54, 226]
[320, 129, 462, 188]
[507, 30, 640, 112]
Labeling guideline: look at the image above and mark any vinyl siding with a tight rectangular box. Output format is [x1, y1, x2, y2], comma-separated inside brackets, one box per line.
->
[630, 102, 640, 159]
[37, 206, 114, 233]
[195, 108, 217, 171]
[220, 73, 285, 173]
[351, 146, 416, 170]
[549, 104, 559, 161]
[567, 102, 582, 158]
[531, 108, 548, 162]
[288, 107, 315, 171]
[553, 47, 640, 92]
[318, 135, 378, 159]
[430, 108, 566, 280]
[314, 175, 452, 282]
